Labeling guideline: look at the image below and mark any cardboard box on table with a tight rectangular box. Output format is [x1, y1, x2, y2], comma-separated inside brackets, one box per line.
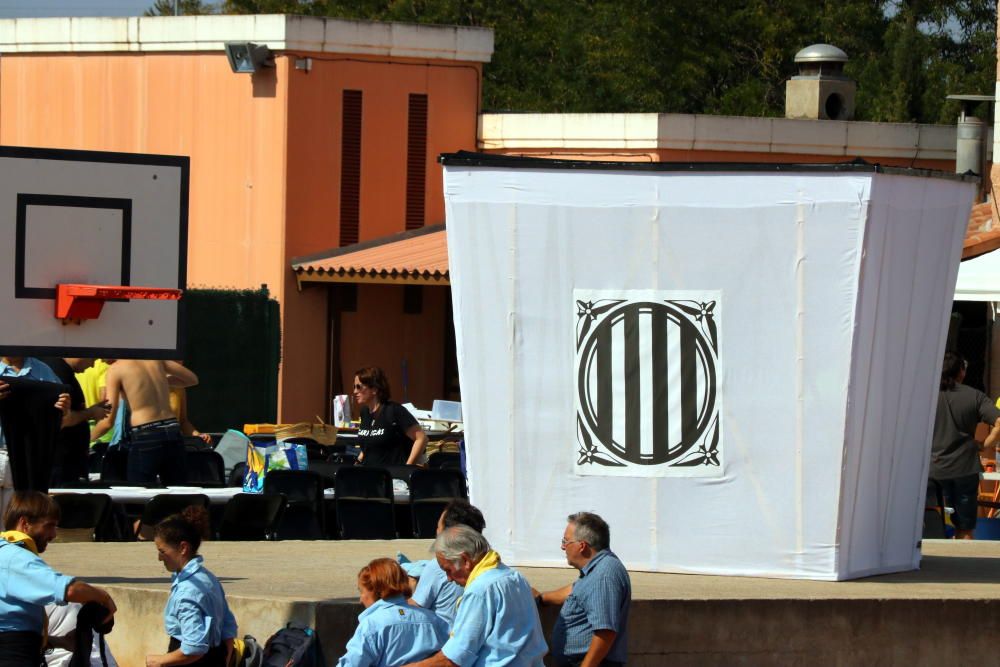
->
[441, 153, 975, 580]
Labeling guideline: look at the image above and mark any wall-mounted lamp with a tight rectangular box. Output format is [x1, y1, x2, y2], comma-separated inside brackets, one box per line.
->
[294, 57, 313, 73]
[224, 42, 273, 74]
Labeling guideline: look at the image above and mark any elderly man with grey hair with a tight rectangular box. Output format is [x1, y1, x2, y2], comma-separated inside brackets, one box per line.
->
[534, 512, 631, 667]
[404, 525, 546, 667]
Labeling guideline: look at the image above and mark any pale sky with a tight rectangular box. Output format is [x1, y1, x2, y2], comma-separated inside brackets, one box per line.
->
[0, 0, 165, 18]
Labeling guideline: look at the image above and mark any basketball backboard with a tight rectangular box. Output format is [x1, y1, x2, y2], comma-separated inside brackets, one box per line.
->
[0, 146, 188, 359]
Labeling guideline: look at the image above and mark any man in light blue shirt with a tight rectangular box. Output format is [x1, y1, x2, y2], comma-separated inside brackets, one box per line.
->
[410, 500, 486, 628]
[0, 491, 116, 662]
[535, 512, 631, 667]
[405, 526, 546, 667]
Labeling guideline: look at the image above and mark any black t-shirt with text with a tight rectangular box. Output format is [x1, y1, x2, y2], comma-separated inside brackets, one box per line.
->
[358, 401, 418, 466]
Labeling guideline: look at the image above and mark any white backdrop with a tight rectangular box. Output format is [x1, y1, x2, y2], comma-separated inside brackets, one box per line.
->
[443, 158, 974, 580]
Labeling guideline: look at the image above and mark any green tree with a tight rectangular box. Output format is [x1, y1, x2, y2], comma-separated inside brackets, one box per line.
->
[219, 0, 996, 123]
[145, 0, 218, 15]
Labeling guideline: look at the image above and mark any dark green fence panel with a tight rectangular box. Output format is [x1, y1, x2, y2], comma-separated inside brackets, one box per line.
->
[182, 287, 280, 432]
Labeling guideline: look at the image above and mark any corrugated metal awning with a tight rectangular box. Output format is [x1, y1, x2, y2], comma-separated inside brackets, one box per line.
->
[292, 224, 448, 286]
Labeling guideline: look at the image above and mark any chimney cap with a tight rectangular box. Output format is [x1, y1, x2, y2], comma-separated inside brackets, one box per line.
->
[794, 44, 848, 64]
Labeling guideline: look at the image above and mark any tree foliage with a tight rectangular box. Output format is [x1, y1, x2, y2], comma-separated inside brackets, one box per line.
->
[216, 0, 996, 122]
[145, 0, 219, 16]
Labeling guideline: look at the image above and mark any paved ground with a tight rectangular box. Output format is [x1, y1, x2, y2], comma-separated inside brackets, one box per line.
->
[44, 537, 1000, 601]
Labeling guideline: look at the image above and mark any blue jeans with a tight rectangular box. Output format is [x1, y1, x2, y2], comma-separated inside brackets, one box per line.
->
[936, 473, 980, 531]
[126, 420, 187, 485]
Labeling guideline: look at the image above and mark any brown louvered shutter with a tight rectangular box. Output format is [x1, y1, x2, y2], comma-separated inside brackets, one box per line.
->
[405, 94, 428, 230]
[339, 90, 363, 246]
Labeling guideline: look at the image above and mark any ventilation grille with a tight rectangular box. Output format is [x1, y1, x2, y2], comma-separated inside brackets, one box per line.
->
[405, 94, 428, 231]
[339, 90, 363, 246]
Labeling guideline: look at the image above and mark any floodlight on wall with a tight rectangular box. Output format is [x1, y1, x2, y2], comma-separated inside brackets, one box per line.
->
[224, 42, 273, 74]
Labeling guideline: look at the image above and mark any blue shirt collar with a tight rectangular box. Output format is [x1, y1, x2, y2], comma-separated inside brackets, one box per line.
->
[171, 555, 205, 587]
[358, 595, 407, 620]
[0, 358, 36, 377]
[579, 549, 612, 577]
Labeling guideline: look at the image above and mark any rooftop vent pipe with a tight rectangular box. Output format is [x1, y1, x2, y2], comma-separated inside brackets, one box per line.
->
[785, 44, 855, 121]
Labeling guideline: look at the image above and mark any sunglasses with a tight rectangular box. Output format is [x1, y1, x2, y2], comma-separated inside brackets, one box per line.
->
[353, 383, 368, 391]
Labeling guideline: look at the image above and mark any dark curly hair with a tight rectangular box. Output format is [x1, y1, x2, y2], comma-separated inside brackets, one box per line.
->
[155, 505, 211, 554]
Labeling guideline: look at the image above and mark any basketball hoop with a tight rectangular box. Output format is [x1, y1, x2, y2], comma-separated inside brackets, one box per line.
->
[55, 283, 182, 323]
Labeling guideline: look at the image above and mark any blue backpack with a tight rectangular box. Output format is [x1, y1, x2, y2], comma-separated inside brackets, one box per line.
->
[262, 622, 324, 667]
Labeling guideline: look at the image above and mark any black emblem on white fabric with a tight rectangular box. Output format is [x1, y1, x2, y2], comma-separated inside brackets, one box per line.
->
[575, 297, 720, 470]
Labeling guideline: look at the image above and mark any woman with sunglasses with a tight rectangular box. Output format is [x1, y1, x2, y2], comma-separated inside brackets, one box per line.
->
[352, 367, 428, 466]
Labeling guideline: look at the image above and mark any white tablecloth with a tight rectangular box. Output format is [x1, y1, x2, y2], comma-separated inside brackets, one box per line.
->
[50, 482, 410, 504]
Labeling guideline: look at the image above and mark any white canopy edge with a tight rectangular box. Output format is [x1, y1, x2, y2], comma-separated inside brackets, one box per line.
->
[956, 249, 1000, 301]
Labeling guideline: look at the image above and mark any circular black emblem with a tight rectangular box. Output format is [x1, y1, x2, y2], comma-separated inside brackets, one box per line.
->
[577, 300, 717, 466]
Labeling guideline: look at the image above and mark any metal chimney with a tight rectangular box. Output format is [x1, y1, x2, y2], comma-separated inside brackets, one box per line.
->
[946, 94, 993, 177]
[785, 44, 855, 120]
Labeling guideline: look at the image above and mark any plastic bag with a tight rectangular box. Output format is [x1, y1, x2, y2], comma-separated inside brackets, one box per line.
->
[242, 441, 309, 493]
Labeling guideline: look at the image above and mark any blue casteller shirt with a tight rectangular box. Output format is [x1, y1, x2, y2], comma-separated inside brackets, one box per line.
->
[164, 556, 238, 656]
[0, 358, 62, 447]
[0, 540, 75, 632]
[337, 595, 448, 667]
[551, 550, 631, 663]
[442, 562, 546, 667]
[412, 557, 463, 628]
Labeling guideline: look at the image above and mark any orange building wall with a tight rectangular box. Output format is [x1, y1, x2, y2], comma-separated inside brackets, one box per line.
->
[0, 53, 290, 296]
[280, 55, 481, 420]
[337, 284, 448, 413]
[0, 50, 482, 422]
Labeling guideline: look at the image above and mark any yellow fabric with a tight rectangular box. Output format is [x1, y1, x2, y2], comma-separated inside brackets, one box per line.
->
[464, 549, 500, 589]
[454, 550, 501, 614]
[229, 638, 244, 667]
[76, 359, 109, 408]
[77, 360, 112, 444]
[170, 388, 184, 420]
[1, 530, 39, 555]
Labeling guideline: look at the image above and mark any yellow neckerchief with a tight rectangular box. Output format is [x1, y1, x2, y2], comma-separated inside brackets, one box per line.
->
[1, 530, 49, 649]
[454, 550, 501, 612]
[1, 530, 39, 554]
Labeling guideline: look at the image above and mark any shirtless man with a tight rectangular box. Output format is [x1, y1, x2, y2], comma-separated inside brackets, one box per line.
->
[105, 360, 198, 485]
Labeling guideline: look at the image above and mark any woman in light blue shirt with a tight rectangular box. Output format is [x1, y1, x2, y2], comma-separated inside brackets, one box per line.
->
[145, 507, 237, 667]
[339, 558, 448, 667]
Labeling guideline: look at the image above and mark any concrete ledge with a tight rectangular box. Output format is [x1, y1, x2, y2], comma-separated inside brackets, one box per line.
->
[42, 539, 1000, 665]
[0, 15, 494, 62]
[480, 112, 984, 160]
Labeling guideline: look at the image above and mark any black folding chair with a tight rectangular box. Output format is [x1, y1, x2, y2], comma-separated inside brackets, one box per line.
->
[923, 479, 947, 539]
[307, 461, 347, 488]
[99, 448, 130, 484]
[282, 437, 332, 462]
[52, 493, 113, 542]
[334, 467, 396, 540]
[228, 462, 247, 488]
[427, 452, 462, 471]
[185, 450, 226, 486]
[218, 493, 287, 541]
[409, 469, 468, 538]
[136, 493, 210, 540]
[263, 470, 325, 540]
[384, 465, 421, 483]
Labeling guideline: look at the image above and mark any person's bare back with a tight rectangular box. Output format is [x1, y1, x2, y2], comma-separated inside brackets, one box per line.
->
[106, 360, 198, 427]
